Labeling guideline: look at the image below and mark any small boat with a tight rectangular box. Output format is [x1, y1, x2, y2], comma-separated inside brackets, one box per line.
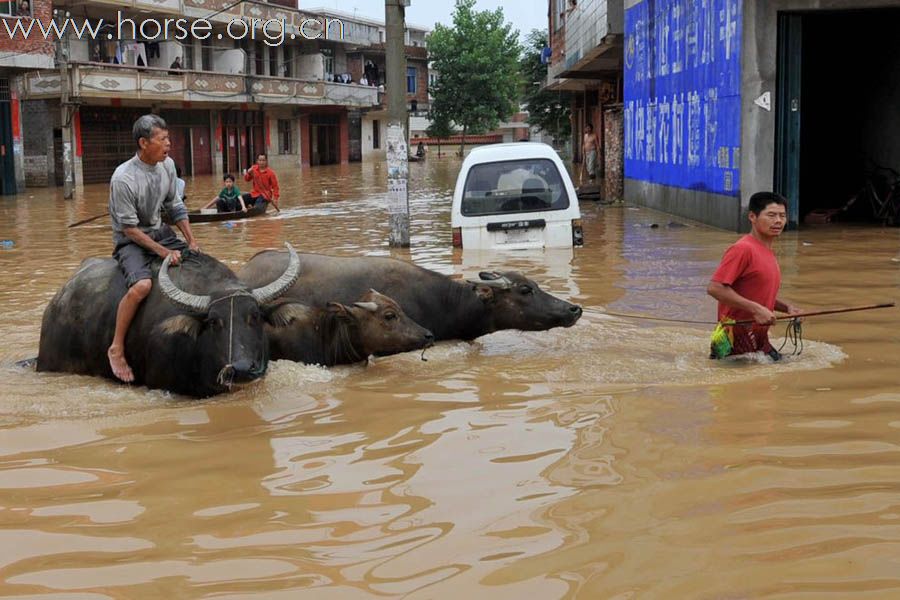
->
[185, 202, 268, 224]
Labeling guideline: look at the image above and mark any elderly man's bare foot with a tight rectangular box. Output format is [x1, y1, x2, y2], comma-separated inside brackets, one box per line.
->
[108, 346, 134, 383]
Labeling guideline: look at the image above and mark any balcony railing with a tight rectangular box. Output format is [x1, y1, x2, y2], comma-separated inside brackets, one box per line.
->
[22, 62, 379, 107]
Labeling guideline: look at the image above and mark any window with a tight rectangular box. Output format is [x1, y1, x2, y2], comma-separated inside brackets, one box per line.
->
[406, 66, 417, 94]
[201, 42, 214, 71]
[181, 41, 194, 70]
[278, 120, 293, 154]
[254, 41, 265, 75]
[372, 119, 380, 149]
[321, 48, 334, 78]
[269, 47, 278, 77]
[461, 159, 570, 216]
[3, 0, 30, 17]
[282, 46, 293, 78]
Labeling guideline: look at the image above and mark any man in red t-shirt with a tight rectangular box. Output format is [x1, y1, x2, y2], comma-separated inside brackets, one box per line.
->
[707, 192, 802, 360]
[242, 153, 280, 212]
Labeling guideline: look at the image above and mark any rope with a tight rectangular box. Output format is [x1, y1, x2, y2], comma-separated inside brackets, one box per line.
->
[777, 318, 803, 356]
[601, 310, 718, 325]
[216, 295, 236, 388]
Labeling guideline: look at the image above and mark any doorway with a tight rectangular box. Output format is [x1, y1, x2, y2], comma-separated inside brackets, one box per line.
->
[776, 8, 900, 226]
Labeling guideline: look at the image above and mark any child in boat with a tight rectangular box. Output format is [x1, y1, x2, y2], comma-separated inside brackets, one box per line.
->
[203, 174, 246, 213]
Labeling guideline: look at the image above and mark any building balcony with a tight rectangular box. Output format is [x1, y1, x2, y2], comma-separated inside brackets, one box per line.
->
[21, 63, 380, 107]
[561, 0, 624, 78]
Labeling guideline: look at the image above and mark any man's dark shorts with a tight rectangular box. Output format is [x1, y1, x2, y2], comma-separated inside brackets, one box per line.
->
[113, 225, 187, 288]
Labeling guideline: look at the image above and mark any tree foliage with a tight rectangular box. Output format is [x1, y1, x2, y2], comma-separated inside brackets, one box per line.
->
[427, 0, 521, 154]
[520, 29, 571, 144]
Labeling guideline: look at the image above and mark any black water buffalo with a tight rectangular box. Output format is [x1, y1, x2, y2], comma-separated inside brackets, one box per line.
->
[37, 244, 301, 398]
[239, 252, 582, 341]
[266, 289, 434, 366]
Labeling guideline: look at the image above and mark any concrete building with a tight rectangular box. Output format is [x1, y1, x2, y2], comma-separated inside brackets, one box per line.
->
[0, 0, 55, 194]
[623, 0, 900, 231]
[301, 9, 430, 162]
[9, 1, 430, 192]
[544, 0, 625, 199]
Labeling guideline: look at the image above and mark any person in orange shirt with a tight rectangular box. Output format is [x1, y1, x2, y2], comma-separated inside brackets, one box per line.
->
[242, 153, 280, 212]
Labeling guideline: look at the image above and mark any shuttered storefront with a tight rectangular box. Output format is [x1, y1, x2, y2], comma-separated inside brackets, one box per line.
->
[79, 107, 144, 184]
[80, 107, 213, 183]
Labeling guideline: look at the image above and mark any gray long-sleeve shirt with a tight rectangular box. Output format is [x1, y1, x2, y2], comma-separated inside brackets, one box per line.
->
[109, 155, 188, 246]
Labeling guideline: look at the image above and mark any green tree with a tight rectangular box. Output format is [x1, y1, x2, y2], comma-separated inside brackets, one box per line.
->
[520, 29, 571, 145]
[427, 0, 521, 156]
[425, 112, 454, 157]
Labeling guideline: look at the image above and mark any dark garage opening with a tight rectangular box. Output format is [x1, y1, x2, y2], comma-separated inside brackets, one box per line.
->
[799, 9, 900, 225]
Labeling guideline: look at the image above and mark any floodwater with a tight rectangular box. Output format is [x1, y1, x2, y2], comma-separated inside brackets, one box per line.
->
[1, 154, 899, 599]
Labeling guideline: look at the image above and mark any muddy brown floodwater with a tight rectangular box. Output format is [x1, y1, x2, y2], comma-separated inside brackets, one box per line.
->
[1, 154, 899, 598]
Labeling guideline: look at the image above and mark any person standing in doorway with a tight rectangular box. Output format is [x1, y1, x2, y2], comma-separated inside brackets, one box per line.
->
[580, 123, 600, 185]
[107, 114, 200, 382]
[707, 192, 802, 361]
[242, 153, 280, 212]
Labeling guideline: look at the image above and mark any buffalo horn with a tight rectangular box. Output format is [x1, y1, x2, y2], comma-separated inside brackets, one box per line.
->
[467, 276, 511, 290]
[354, 301, 378, 312]
[251, 242, 301, 305]
[159, 253, 211, 313]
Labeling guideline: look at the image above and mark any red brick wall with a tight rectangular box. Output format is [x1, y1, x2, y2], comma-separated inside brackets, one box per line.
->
[0, 0, 54, 57]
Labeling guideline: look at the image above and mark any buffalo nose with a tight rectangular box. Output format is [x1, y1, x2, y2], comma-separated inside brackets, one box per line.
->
[231, 359, 263, 381]
[570, 305, 583, 315]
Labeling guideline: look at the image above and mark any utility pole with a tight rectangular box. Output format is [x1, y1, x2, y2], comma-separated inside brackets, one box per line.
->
[385, 0, 410, 247]
[55, 8, 75, 199]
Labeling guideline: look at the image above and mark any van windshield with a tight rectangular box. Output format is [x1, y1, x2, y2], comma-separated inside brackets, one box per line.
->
[461, 159, 570, 216]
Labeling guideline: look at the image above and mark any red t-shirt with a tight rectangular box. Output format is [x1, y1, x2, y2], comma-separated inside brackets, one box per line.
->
[711, 235, 781, 353]
[244, 166, 280, 201]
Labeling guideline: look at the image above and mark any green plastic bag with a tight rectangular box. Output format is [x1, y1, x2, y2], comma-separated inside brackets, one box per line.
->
[709, 321, 735, 359]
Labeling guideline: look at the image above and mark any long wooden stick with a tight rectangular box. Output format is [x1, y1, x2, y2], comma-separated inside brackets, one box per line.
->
[68, 212, 109, 228]
[735, 302, 895, 325]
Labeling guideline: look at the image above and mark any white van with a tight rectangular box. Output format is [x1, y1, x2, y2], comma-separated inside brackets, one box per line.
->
[451, 143, 583, 250]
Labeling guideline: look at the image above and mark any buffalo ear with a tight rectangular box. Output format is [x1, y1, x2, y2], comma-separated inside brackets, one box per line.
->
[265, 302, 314, 328]
[326, 302, 355, 321]
[157, 314, 201, 339]
[474, 284, 494, 303]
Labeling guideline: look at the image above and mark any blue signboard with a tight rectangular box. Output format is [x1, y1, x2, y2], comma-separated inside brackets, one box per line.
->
[624, 0, 742, 196]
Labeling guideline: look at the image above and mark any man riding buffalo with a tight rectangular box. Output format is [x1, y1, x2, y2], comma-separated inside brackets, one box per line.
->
[107, 114, 199, 383]
[37, 244, 302, 398]
[239, 252, 583, 341]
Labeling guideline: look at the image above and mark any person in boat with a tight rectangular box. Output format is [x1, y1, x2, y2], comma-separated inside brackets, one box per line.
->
[107, 114, 200, 383]
[416, 140, 426, 158]
[707, 191, 802, 361]
[203, 173, 246, 213]
[242, 153, 280, 211]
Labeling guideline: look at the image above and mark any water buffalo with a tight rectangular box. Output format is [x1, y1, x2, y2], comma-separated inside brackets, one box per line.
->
[266, 289, 434, 366]
[37, 244, 301, 398]
[239, 252, 583, 341]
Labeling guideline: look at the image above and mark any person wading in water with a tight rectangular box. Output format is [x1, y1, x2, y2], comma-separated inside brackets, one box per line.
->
[107, 114, 200, 382]
[707, 191, 802, 361]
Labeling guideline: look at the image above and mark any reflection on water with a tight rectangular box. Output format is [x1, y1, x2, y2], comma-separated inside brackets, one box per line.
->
[0, 155, 899, 597]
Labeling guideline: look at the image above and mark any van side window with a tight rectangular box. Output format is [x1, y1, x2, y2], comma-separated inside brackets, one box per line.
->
[461, 159, 570, 216]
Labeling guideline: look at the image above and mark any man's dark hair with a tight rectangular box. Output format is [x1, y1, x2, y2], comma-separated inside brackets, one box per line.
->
[223, 173, 235, 182]
[748, 191, 788, 215]
[257, 153, 267, 160]
[585, 123, 593, 132]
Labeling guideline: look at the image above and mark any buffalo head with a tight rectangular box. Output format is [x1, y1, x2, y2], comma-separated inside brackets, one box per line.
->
[467, 271, 582, 332]
[155, 242, 301, 391]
